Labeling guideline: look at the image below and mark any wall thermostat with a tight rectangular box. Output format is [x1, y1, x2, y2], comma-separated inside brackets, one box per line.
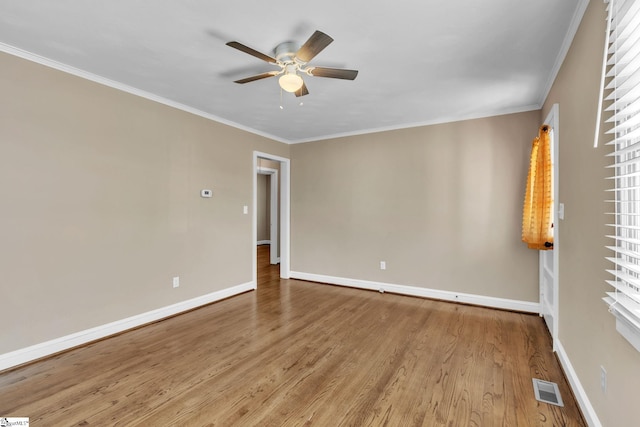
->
[201, 189, 213, 198]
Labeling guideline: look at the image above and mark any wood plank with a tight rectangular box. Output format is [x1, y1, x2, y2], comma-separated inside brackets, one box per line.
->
[0, 245, 586, 426]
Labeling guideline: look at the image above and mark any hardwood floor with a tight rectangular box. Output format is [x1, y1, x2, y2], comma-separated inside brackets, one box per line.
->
[0, 245, 586, 426]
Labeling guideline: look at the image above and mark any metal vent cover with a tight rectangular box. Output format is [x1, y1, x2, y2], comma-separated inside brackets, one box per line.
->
[532, 378, 564, 407]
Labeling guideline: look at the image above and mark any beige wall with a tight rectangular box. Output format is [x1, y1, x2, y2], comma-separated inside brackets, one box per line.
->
[0, 52, 289, 354]
[543, 1, 640, 425]
[256, 174, 270, 242]
[290, 111, 540, 302]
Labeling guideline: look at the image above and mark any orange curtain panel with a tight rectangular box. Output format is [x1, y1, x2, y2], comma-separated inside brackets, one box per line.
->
[522, 125, 553, 250]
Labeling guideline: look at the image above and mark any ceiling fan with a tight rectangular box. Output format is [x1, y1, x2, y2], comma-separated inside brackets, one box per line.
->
[226, 30, 358, 97]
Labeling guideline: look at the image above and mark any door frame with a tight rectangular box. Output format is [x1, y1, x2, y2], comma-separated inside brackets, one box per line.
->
[256, 166, 279, 265]
[253, 151, 290, 286]
[540, 103, 560, 351]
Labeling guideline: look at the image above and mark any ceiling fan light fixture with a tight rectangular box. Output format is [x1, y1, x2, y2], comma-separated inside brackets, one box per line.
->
[279, 72, 304, 93]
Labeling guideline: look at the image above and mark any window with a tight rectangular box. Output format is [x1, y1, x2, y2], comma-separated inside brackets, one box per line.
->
[604, 0, 640, 352]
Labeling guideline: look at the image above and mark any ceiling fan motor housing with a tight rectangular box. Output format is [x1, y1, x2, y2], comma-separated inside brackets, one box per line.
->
[275, 41, 299, 65]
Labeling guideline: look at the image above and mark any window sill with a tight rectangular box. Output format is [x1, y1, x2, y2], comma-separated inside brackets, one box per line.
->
[604, 297, 640, 352]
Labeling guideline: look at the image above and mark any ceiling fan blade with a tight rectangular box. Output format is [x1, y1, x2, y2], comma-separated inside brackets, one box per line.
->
[295, 82, 309, 97]
[234, 71, 279, 84]
[226, 41, 277, 64]
[309, 67, 358, 80]
[296, 31, 334, 63]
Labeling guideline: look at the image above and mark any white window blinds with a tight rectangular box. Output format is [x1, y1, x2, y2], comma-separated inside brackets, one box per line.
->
[604, 0, 640, 352]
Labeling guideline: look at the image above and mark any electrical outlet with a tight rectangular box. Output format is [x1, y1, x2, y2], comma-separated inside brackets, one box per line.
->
[380, 261, 386, 270]
[600, 365, 607, 393]
[173, 276, 180, 288]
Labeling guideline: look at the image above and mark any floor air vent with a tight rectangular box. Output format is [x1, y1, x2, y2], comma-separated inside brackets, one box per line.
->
[532, 378, 564, 407]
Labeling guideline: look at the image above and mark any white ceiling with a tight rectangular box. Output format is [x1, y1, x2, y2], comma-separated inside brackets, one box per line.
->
[0, 0, 588, 143]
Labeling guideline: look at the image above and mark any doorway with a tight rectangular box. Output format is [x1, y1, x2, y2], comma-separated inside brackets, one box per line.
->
[252, 151, 290, 288]
[256, 165, 279, 265]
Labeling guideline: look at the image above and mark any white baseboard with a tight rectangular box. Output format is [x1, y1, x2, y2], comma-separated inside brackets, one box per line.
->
[0, 281, 254, 372]
[555, 340, 601, 427]
[289, 271, 540, 313]
[257, 240, 271, 245]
